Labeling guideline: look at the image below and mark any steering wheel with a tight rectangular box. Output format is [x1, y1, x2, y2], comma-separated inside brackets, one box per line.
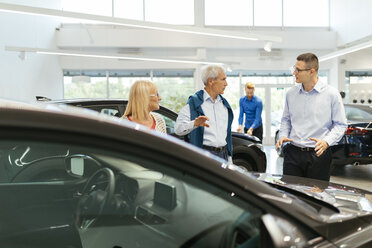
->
[221, 212, 260, 248]
[76, 168, 115, 229]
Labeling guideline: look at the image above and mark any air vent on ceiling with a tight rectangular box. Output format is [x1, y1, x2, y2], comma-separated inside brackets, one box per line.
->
[259, 49, 282, 60]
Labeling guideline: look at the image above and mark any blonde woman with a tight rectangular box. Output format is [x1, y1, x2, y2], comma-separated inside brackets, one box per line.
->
[123, 80, 166, 133]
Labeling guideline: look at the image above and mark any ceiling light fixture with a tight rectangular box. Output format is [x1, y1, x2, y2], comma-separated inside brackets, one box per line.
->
[0, 3, 282, 43]
[5, 46, 225, 66]
[319, 39, 372, 62]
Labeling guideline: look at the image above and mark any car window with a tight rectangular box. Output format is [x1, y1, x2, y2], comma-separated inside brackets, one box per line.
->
[81, 151, 267, 247]
[100, 108, 120, 117]
[0, 142, 101, 183]
[0, 138, 272, 247]
[345, 105, 372, 121]
[85, 105, 122, 117]
[162, 115, 176, 135]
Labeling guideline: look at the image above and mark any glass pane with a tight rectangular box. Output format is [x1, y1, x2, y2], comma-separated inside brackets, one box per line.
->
[271, 87, 290, 137]
[283, 0, 329, 27]
[64, 77, 107, 98]
[350, 76, 372, 84]
[254, 0, 282, 26]
[145, 0, 194, 25]
[109, 77, 151, 99]
[223, 76, 241, 131]
[254, 88, 265, 138]
[242, 76, 294, 85]
[152, 77, 194, 114]
[205, 0, 253, 26]
[0, 136, 264, 247]
[62, 0, 112, 16]
[114, 0, 144, 20]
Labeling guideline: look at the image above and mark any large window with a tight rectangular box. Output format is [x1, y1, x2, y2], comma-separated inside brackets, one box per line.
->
[62, 0, 112, 16]
[283, 0, 329, 27]
[205, 0, 329, 27]
[62, 0, 194, 25]
[63, 70, 194, 113]
[152, 77, 194, 113]
[145, 0, 194, 25]
[254, 0, 282, 27]
[114, 0, 144, 21]
[205, 0, 253, 26]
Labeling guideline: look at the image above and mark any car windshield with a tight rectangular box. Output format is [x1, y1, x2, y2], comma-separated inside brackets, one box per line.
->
[1, 140, 314, 247]
[345, 105, 372, 121]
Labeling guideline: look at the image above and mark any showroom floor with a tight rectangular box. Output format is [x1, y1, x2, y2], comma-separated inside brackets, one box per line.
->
[263, 146, 372, 192]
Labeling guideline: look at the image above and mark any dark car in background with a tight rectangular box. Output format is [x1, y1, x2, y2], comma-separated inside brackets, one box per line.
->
[45, 98, 267, 172]
[275, 104, 372, 168]
[2, 99, 372, 247]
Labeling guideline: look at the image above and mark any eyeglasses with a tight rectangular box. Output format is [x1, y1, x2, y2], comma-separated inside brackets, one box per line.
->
[150, 93, 160, 98]
[290, 66, 311, 74]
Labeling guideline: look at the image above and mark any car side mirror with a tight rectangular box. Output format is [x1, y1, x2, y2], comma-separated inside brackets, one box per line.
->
[65, 155, 101, 177]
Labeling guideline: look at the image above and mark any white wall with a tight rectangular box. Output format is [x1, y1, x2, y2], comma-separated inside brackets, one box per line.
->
[330, 0, 372, 46]
[0, 0, 63, 101]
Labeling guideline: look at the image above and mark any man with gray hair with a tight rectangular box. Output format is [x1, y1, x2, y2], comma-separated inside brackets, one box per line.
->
[175, 65, 233, 161]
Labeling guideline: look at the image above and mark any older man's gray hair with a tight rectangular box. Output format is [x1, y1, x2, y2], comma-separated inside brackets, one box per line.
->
[201, 65, 225, 86]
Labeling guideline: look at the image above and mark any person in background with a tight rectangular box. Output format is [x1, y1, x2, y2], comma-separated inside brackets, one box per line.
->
[174, 65, 233, 161]
[237, 82, 263, 143]
[276, 53, 347, 181]
[123, 80, 166, 133]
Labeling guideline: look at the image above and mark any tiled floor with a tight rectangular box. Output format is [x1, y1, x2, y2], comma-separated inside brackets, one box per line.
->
[263, 146, 372, 192]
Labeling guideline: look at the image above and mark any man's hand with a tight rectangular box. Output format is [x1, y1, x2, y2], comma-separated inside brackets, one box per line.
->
[193, 116, 210, 127]
[237, 125, 243, 133]
[275, 136, 293, 150]
[309, 138, 329, 157]
[247, 128, 253, 135]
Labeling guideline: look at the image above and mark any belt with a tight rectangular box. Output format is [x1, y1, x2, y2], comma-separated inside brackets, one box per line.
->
[202, 145, 226, 153]
[291, 145, 315, 152]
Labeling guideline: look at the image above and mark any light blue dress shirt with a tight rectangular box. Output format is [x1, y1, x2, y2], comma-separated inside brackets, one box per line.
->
[175, 90, 228, 148]
[279, 80, 347, 148]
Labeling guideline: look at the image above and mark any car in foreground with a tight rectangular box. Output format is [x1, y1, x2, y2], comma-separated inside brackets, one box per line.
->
[44, 98, 267, 172]
[1, 99, 372, 247]
[275, 104, 372, 167]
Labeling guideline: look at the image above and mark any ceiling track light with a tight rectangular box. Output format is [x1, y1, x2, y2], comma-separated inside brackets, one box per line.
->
[264, 41, 272, 52]
[0, 3, 282, 43]
[319, 39, 372, 62]
[5, 46, 225, 66]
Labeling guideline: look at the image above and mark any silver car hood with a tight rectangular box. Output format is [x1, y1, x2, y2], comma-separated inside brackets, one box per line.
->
[255, 173, 372, 222]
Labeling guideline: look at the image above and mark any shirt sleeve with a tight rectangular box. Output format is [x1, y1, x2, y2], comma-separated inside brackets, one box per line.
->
[238, 98, 244, 125]
[323, 93, 347, 146]
[251, 100, 263, 129]
[279, 94, 291, 138]
[174, 104, 197, 136]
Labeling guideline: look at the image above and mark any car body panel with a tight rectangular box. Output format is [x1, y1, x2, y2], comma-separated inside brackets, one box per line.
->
[1, 99, 372, 247]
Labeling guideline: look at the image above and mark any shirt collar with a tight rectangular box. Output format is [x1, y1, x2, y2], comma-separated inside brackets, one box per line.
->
[299, 79, 326, 93]
[203, 89, 221, 102]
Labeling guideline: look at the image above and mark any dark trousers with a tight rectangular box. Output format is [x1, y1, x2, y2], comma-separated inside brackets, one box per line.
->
[203, 145, 229, 161]
[283, 144, 332, 181]
[244, 125, 263, 143]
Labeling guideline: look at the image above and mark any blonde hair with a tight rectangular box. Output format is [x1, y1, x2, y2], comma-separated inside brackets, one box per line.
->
[245, 82, 255, 89]
[123, 80, 156, 121]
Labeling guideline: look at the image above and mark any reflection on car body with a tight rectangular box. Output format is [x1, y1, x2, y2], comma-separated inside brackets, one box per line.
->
[1, 99, 372, 247]
[44, 98, 267, 173]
